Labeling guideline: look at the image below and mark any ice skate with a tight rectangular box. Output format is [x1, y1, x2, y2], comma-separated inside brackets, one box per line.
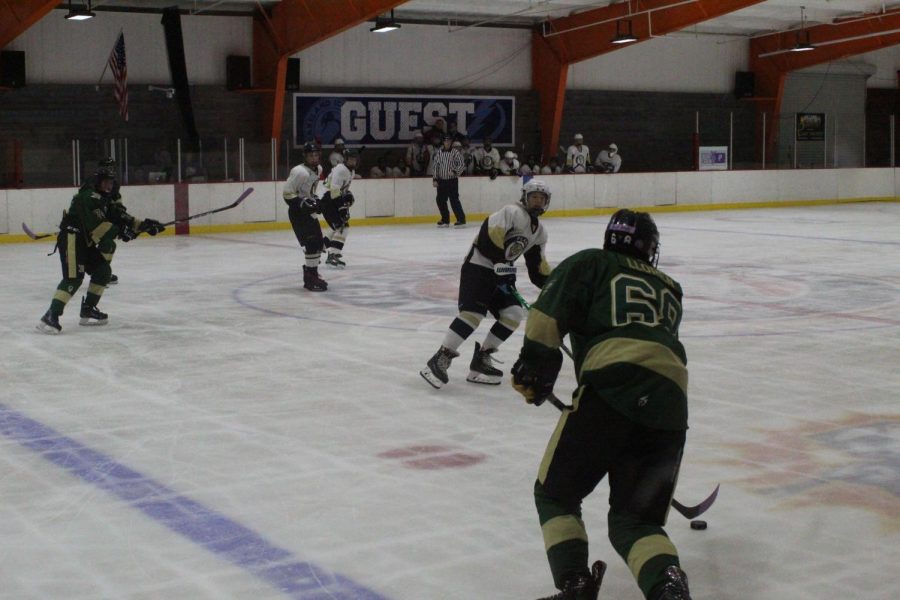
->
[325, 253, 346, 269]
[419, 346, 459, 389]
[436, 220, 450, 228]
[79, 299, 108, 326]
[108, 274, 119, 285]
[649, 566, 691, 600]
[303, 266, 328, 291]
[536, 561, 606, 600]
[36, 310, 62, 334]
[466, 342, 503, 385]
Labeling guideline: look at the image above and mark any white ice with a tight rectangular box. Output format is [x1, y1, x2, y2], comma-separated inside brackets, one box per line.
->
[1, 203, 899, 600]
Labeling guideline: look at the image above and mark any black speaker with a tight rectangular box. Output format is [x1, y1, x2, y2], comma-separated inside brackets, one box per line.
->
[0, 51, 26, 88]
[226, 55, 251, 91]
[285, 57, 300, 91]
[734, 71, 755, 99]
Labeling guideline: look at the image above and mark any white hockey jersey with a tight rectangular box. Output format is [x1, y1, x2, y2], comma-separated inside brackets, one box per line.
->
[326, 163, 354, 197]
[472, 146, 501, 172]
[566, 144, 591, 173]
[467, 204, 551, 287]
[283, 163, 323, 203]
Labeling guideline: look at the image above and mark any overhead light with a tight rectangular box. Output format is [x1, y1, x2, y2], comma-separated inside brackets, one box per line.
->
[791, 7, 816, 52]
[64, 1, 95, 21]
[791, 29, 815, 52]
[611, 19, 638, 44]
[371, 10, 400, 33]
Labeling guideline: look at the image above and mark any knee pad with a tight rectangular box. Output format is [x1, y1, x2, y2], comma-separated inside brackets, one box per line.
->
[497, 304, 526, 329]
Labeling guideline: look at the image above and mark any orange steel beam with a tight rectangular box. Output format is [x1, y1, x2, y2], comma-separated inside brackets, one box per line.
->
[254, 0, 407, 141]
[0, 0, 60, 49]
[534, 0, 765, 161]
[750, 7, 900, 164]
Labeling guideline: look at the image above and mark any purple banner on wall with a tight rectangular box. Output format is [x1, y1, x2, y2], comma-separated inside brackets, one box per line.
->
[293, 93, 515, 148]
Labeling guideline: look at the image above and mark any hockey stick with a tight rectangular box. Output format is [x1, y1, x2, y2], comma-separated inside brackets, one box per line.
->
[21, 188, 254, 241]
[161, 186, 254, 226]
[21, 222, 54, 240]
[511, 287, 720, 519]
[670, 484, 719, 519]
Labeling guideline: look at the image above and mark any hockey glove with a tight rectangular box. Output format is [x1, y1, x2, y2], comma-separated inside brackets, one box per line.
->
[494, 263, 517, 294]
[299, 197, 320, 212]
[511, 350, 563, 405]
[117, 223, 138, 242]
[340, 192, 355, 208]
[139, 219, 166, 236]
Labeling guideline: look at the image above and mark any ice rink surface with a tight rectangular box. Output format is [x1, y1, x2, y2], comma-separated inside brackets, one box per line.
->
[1, 202, 899, 600]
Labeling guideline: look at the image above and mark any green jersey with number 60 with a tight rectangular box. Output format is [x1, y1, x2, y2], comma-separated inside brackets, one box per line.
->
[522, 248, 687, 430]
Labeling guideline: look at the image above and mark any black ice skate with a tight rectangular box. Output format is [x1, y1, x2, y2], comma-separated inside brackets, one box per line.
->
[536, 561, 607, 600]
[36, 310, 62, 334]
[466, 342, 503, 385]
[649, 566, 691, 600]
[109, 274, 119, 285]
[79, 299, 108, 326]
[325, 253, 346, 269]
[419, 346, 459, 389]
[303, 266, 328, 291]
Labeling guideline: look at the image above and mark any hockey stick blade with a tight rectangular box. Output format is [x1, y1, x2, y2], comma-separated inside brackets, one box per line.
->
[670, 484, 720, 519]
[162, 187, 254, 226]
[22, 222, 54, 240]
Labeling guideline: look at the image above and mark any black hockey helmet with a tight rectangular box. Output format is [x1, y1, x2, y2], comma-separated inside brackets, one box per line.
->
[604, 209, 660, 267]
[95, 157, 117, 180]
[343, 148, 360, 161]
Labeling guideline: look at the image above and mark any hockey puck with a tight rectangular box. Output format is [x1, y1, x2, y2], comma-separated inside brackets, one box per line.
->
[690, 520, 707, 530]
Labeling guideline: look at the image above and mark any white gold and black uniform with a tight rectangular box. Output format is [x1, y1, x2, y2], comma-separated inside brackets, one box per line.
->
[420, 183, 553, 389]
[283, 161, 324, 266]
[566, 144, 591, 173]
[322, 161, 355, 263]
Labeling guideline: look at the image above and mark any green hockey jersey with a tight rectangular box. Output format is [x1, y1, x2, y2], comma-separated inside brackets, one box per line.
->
[521, 248, 688, 430]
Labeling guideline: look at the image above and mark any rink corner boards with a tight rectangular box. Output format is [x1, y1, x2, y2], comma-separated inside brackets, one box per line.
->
[2, 195, 897, 244]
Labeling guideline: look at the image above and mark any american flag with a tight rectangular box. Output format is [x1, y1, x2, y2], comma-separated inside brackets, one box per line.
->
[107, 32, 128, 121]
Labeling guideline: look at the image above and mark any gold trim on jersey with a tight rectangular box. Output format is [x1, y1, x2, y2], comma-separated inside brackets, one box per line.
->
[627, 534, 678, 580]
[91, 222, 113, 245]
[88, 283, 106, 296]
[580, 337, 688, 396]
[488, 225, 505, 250]
[541, 515, 588, 551]
[524, 308, 561, 349]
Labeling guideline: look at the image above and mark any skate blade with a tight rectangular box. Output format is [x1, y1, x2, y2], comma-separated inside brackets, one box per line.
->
[79, 318, 108, 326]
[466, 371, 502, 385]
[36, 322, 61, 335]
[419, 369, 445, 389]
[326, 263, 345, 270]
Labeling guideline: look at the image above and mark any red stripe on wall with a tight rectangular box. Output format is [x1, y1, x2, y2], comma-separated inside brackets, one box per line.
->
[174, 183, 189, 235]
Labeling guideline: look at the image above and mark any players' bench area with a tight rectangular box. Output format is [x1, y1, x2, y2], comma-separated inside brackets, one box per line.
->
[1, 167, 897, 242]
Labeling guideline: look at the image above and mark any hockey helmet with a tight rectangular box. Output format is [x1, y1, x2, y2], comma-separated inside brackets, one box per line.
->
[604, 209, 659, 267]
[95, 157, 117, 180]
[342, 148, 360, 164]
[520, 179, 551, 216]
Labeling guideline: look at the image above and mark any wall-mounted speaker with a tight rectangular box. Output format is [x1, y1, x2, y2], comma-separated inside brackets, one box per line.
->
[734, 71, 755, 99]
[226, 55, 251, 91]
[0, 51, 26, 88]
[285, 57, 300, 91]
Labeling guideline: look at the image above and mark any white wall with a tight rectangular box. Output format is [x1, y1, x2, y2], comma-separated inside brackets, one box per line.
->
[4, 169, 895, 238]
[569, 33, 749, 93]
[5, 11, 251, 85]
[293, 22, 532, 90]
[861, 45, 900, 88]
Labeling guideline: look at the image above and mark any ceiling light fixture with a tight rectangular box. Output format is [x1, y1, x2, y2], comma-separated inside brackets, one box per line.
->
[612, 18, 638, 44]
[371, 10, 400, 33]
[791, 7, 816, 52]
[64, 0, 95, 21]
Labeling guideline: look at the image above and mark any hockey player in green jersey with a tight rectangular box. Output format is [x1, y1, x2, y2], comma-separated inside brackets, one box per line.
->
[36, 158, 165, 334]
[513, 209, 692, 600]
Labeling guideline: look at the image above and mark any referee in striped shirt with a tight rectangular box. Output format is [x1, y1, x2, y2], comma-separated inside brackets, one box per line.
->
[432, 134, 467, 227]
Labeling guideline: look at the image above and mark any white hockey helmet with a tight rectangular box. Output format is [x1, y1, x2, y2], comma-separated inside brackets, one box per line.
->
[504, 150, 516, 161]
[520, 179, 551, 216]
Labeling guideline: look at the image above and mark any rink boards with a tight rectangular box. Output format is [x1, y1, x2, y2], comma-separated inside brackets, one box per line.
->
[1, 167, 898, 240]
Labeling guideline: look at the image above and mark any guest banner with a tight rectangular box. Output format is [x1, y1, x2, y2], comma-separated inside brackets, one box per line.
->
[294, 93, 515, 148]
